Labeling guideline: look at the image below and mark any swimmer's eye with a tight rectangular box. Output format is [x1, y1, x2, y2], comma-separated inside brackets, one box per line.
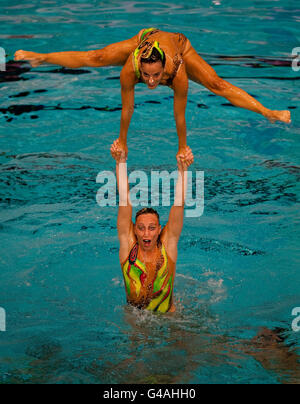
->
[142, 73, 161, 78]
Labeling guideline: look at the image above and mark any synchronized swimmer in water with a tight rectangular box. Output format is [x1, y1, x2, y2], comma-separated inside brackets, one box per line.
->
[111, 140, 193, 313]
[14, 28, 292, 314]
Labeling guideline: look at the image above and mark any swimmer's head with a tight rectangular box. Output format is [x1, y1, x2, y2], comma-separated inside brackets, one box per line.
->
[134, 208, 161, 251]
[140, 46, 166, 67]
[140, 47, 165, 89]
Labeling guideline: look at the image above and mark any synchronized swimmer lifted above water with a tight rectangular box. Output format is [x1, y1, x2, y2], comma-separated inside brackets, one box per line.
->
[15, 27, 291, 160]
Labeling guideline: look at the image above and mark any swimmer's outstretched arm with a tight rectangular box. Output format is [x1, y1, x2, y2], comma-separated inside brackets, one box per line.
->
[160, 146, 194, 260]
[111, 139, 134, 262]
[160, 148, 193, 314]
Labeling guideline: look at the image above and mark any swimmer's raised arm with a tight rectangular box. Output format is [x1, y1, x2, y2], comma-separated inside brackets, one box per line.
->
[110, 139, 134, 262]
[160, 146, 194, 262]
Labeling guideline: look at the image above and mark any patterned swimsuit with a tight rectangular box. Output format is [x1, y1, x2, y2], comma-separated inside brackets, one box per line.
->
[122, 242, 174, 313]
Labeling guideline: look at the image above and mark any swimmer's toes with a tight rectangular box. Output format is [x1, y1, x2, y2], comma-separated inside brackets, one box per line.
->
[268, 110, 291, 124]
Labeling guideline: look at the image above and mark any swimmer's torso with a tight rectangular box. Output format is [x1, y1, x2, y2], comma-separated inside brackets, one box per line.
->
[132, 28, 190, 87]
[121, 241, 176, 313]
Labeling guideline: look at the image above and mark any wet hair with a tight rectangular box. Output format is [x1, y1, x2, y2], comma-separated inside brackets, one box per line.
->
[135, 207, 160, 223]
[140, 47, 166, 68]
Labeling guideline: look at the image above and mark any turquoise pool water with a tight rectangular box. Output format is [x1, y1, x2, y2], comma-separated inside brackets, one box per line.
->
[0, 0, 299, 384]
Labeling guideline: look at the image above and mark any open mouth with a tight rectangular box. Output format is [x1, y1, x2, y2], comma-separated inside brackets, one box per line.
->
[143, 239, 151, 247]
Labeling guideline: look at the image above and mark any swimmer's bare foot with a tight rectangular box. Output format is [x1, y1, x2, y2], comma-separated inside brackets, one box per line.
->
[14, 50, 46, 67]
[264, 109, 291, 124]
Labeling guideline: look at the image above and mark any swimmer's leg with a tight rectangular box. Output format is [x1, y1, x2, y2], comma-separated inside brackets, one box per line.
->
[14, 36, 140, 69]
[183, 45, 291, 124]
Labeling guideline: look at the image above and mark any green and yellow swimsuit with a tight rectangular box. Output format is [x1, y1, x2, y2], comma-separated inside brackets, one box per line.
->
[122, 242, 174, 313]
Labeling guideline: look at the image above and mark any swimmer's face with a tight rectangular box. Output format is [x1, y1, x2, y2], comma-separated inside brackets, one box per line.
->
[134, 214, 161, 251]
[140, 61, 164, 90]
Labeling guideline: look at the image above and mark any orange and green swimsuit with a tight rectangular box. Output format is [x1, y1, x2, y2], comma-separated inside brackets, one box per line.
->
[121, 242, 175, 313]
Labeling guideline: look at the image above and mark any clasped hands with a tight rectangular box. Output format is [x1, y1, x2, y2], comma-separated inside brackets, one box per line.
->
[111, 139, 194, 170]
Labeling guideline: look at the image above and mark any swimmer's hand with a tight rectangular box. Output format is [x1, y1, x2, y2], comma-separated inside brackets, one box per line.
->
[177, 146, 194, 170]
[264, 109, 291, 124]
[115, 138, 128, 158]
[110, 139, 127, 163]
[14, 50, 46, 67]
